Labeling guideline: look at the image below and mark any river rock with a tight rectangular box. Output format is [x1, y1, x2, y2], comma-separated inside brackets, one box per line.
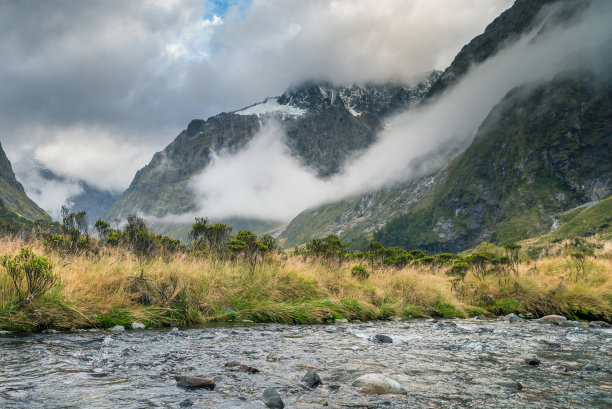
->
[0, 330, 12, 335]
[131, 322, 145, 330]
[538, 315, 567, 324]
[175, 376, 215, 390]
[373, 334, 393, 344]
[335, 319, 349, 324]
[301, 370, 322, 388]
[517, 355, 540, 366]
[261, 387, 284, 408]
[352, 374, 407, 395]
[179, 398, 193, 407]
[224, 361, 259, 373]
[504, 313, 521, 323]
[495, 380, 523, 390]
[388, 316, 403, 322]
[108, 325, 125, 332]
[590, 321, 610, 328]
[558, 320, 581, 328]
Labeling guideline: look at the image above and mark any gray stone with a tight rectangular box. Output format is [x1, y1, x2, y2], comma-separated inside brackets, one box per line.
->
[590, 321, 610, 327]
[373, 334, 393, 344]
[538, 315, 567, 324]
[175, 376, 215, 390]
[179, 399, 193, 407]
[224, 361, 259, 373]
[352, 374, 407, 395]
[301, 370, 322, 388]
[170, 327, 179, 332]
[0, 330, 12, 335]
[517, 355, 540, 366]
[261, 387, 284, 408]
[558, 320, 581, 328]
[495, 380, 523, 390]
[335, 319, 349, 324]
[108, 325, 125, 332]
[131, 322, 146, 330]
[388, 316, 403, 322]
[503, 313, 521, 323]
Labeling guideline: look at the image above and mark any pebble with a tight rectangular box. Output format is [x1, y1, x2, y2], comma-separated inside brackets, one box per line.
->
[179, 398, 193, 407]
[175, 376, 215, 390]
[261, 387, 284, 408]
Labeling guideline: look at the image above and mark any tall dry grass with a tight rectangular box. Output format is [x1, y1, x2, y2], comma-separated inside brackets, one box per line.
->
[0, 236, 610, 331]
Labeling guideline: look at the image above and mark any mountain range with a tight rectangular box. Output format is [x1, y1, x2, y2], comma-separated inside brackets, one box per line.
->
[1, 0, 610, 252]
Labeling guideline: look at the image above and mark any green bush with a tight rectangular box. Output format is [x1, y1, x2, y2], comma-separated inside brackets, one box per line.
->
[1, 247, 57, 305]
[351, 264, 370, 280]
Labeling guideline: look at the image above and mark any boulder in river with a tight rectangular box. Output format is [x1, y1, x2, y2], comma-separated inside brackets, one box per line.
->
[495, 380, 523, 390]
[175, 376, 215, 390]
[261, 387, 284, 408]
[590, 321, 610, 328]
[558, 320, 581, 328]
[373, 334, 393, 344]
[352, 374, 407, 395]
[517, 355, 540, 366]
[301, 370, 322, 388]
[538, 315, 567, 324]
[224, 361, 259, 374]
[503, 313, 521, 323]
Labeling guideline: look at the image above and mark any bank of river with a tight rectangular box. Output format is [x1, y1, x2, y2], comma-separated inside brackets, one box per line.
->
[1, 318, 610, 408]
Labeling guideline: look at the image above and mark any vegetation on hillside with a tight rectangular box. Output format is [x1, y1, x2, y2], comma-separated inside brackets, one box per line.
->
[0, 211, 610, 332]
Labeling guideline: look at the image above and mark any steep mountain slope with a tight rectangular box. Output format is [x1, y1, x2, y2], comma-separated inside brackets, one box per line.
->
[0, 142, 49, 223]
[105, 74, 439, 223]
[426, 0, 587, 99]
[375, 71, 612, 252]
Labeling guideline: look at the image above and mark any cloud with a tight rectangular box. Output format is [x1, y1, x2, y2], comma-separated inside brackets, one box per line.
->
[0, 0, 512, 191]
[179, 0, 612, 221]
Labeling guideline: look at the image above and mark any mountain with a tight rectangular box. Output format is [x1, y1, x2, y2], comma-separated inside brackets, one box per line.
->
[104, 73, 440, 226]
[279, 0, 611, 251]
[0, 142, 50, 230]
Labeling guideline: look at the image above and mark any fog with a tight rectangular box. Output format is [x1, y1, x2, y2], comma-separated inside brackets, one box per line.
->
[184, 0, 612, 222]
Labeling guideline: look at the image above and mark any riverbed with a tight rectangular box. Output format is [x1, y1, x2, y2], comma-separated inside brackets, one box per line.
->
[1, 319, 610, 408]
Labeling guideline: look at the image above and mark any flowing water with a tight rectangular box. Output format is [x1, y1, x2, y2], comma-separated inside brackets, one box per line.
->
[1, 319, 611, 408]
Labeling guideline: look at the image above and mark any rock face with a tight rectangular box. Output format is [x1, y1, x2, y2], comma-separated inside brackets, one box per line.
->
[352, 374, 407, 395]
[175, 376, 215, 390]
[104, 74, 440, 225]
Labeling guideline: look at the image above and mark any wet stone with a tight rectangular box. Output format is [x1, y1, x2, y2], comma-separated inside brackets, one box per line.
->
[539, 315, 567, 324]
[175, 376, 215, 390]
[503, 313, 521, 323]
[224, 361, 259, 374]
[373, 334, 393, 344]
[108, 325, 125, 332]
[352, 374, 407, 395]
[301, 370, 322, 388]
[517, 355, 541, 366]
[590, 321, 610, 328]
[261, 387, 284, 408]
[131, 322, 146, 330]
[558, 320, 581, 328]
[179, 398, 193, 407]
[495, 380, 523, 390]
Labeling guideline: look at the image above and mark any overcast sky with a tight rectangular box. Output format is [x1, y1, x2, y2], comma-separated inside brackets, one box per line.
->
[0, 0, 513, 193]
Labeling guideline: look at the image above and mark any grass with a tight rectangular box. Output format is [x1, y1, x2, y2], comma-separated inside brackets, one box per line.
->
[0, 236, 611, 332]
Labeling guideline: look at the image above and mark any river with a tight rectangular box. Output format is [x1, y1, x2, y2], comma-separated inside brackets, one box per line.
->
[1, 319, 610, 408]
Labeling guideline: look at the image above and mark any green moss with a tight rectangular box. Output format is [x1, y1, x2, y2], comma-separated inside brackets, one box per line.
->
[491, 298, 520, 315]
[433, 302, 465, 318]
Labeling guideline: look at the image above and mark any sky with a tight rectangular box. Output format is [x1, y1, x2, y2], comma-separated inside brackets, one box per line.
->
[0, 0, 514, 197]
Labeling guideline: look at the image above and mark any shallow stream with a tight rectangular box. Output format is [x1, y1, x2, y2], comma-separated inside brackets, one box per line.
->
[1, 319, 611, 408]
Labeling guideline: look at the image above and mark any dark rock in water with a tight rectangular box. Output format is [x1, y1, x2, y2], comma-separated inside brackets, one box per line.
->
[558, 320, 581, 328]
[590, 321, 610, 328]
[496, 380, 523, 390]
[373, 334, 393, 344]
[584, 363, 601, 371]
[175, 376, 215, 390]
[224, 361, 260, 374]
[179, 398, 193, 407]
[301, 370, 322, 388]
[261, 387, 284, 408]
[517, 355, 541, 366]
[503, 313, 521, 323]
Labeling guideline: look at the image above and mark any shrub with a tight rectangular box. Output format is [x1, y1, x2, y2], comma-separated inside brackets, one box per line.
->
[1, 248, 57, 305]
[351, 264, 370, 280]
[504, 242, 521, 276]
[305, 234, 345, 260]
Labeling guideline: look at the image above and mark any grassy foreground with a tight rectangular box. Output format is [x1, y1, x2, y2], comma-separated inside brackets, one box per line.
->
[0, 236, 611, 332]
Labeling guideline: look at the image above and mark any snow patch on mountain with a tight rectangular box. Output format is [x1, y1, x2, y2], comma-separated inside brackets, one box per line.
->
[235, 98, 307, 118]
